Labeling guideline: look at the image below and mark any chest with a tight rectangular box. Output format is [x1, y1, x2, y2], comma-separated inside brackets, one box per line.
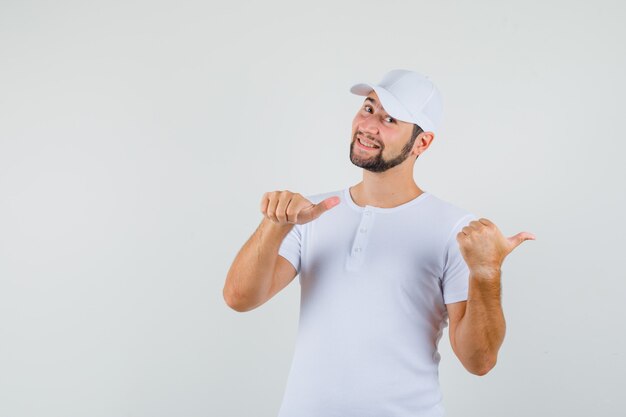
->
[302, 211, 445, 286]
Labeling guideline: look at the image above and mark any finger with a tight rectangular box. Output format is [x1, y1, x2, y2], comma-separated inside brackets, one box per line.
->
[507, 232, 536, 250]
[468, 220, 482, 230]
[260, 192, 269, 216]
[275, 191, 293, 223]
[290, 200, 314, 224]
[266, 192, 280, 222]
[299, 196, 340, 223]
[284, 195, 300, 224]
[311, 196, 340, 217]
[478, 218, 494, 227]
[285, 195, 308, 224]
[461, 226, 472, 235]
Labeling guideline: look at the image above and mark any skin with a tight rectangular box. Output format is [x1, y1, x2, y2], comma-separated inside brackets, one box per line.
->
[350, 91, 536, 376]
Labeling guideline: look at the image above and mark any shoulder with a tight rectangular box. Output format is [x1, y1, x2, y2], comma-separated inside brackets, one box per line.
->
[421, 193, 477, 241]
[424, 192, 475, 222]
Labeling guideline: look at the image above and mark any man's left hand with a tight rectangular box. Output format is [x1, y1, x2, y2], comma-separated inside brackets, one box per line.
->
[456, 218, 535, 275]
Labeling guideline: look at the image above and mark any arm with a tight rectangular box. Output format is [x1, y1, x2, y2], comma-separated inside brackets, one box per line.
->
[447, 267, 505, 376]
[223, 190, 340, 312]
[223, 217, 295, 312]
[448, 217, 535, 375]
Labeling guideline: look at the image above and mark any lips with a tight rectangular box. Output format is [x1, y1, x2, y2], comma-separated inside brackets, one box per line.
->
[356, 135, 380, 150]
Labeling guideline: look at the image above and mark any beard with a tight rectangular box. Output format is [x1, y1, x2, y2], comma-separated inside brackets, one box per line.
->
[349, 131, 416, 173]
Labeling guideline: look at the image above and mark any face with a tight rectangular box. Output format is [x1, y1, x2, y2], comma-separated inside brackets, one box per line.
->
[350, 91, 418, 173]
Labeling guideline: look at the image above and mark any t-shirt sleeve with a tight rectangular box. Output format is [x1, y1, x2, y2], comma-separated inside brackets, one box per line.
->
[441, 213, 477, 304]
[277, 223, 302, 275]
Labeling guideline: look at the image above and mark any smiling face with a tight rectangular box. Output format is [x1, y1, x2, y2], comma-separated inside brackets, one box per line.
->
[350, 91, 419, 173]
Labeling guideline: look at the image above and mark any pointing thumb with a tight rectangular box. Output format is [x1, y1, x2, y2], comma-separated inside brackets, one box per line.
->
[309, 196, 341, 219]
[507, 231, 536, 250]
[321, 196, 341, 210]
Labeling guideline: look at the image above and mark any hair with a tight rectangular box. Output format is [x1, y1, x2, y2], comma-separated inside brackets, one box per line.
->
[410, 123, 424, 159]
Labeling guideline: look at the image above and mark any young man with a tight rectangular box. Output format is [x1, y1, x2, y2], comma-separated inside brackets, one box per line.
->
[223, 69, 535, 417]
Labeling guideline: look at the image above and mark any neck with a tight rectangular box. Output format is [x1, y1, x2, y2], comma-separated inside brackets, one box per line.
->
[350, 168, 423, 208]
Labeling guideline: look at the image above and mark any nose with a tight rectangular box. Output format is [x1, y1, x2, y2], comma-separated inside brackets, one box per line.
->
[358, 114, 379, 136]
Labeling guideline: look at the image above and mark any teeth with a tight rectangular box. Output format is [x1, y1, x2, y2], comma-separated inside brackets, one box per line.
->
[359, 137, 378, 148]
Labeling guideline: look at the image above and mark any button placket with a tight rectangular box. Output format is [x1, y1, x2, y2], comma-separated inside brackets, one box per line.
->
[347, 208, 375, 271]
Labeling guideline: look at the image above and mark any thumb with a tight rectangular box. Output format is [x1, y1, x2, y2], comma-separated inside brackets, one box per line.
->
[507, 231, 536, 251]
[305, 196, 341, 221]
[315, 196, 341, 213]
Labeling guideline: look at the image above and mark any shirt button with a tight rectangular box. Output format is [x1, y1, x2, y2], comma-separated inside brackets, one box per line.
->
[354, 247, 361, 253]
[360, 228, 367, 233]
[364, 212, 371, 216]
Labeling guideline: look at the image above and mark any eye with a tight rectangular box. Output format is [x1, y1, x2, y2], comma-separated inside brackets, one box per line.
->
[384, 116, 395, 123]
[363, 105, 372, 113]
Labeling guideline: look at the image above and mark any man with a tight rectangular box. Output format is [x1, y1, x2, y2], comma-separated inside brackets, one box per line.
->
[223, 69, 535, 416]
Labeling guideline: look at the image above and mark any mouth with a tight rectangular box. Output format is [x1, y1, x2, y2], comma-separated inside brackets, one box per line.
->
[355, 135, 380, 151]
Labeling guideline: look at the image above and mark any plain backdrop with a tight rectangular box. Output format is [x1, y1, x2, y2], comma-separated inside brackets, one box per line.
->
[1, 0, 625, 416]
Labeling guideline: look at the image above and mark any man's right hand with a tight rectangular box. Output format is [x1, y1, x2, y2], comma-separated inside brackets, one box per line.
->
[260, 190, 340, 226]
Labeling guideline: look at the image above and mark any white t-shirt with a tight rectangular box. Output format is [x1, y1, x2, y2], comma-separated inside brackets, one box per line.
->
[276, 187, 477, 417]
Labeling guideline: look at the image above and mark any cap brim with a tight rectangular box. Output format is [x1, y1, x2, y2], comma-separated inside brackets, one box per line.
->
[350, 82, 437, 133]
[350, 83, 414, 125]
[349, 83, 375, 96]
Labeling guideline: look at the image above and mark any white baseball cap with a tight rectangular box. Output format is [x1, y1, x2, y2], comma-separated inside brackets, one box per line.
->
[350, 69, 443, 134]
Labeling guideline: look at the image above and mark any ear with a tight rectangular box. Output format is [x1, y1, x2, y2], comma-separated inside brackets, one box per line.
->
[413, 132, 435, 155]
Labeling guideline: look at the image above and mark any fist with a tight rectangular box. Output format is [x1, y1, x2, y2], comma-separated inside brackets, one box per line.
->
[260, 190, 340, 225]
[456, 218, 536, 274]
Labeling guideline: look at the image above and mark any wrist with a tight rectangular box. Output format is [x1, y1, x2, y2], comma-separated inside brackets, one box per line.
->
[469, 265, 502, 280]
[260, 216, 294, 236]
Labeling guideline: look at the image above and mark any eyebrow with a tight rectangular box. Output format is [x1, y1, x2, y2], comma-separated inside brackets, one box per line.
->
[364, 97, 377, 105]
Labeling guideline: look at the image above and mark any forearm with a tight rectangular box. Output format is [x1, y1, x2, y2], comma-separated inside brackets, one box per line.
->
[454, 268, 506, 375]
[223, 217, 293, 311]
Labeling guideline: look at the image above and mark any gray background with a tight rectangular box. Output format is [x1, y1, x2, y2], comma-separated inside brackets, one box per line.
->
[1, 0, 624, 416]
